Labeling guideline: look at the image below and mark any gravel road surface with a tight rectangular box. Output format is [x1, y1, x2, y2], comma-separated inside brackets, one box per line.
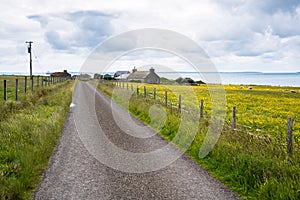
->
[34, 82, 239, 200]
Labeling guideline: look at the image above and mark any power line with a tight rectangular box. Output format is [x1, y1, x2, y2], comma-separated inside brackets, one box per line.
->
[32, 49, 45, 75]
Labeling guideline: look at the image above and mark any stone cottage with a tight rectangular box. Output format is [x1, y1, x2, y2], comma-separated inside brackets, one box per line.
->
[127, 67, 160, 84]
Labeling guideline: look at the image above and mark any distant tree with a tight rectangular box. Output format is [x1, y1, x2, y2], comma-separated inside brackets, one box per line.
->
[175, 77, 205, 85]
[183, 77, 195, 84]
[196, 80, 205, 85]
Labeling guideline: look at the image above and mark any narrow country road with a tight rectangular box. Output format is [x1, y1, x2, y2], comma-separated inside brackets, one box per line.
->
[34, 81, 239, 200]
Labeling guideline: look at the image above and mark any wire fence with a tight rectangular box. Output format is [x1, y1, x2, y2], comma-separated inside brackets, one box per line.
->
[0, 75, 69, 102]
[108, 81, 299, 155]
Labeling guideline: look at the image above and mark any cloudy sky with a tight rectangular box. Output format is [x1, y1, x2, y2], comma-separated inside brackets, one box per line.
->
[1, 0, 300, 73]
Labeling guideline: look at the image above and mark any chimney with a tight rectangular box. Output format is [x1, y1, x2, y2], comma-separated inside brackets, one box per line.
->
[149, 67, 154, 73]
[64, 70, 67, 73]
[132, 67, 137, 73]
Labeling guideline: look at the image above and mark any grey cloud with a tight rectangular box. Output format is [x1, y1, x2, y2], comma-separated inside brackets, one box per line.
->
[215, 0, 299, 14]
[45, 30, 68, 50]
[65, 11, 116, 47]
[27, 15, 48, 28]
[28, 10, 116, 51]
[258, 0, 299, 14]
[214, 0, 300, 37]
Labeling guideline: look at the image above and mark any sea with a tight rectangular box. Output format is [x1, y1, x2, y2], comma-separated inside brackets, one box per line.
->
[1, 71, 300, 87]
[157, 72, 300, 87]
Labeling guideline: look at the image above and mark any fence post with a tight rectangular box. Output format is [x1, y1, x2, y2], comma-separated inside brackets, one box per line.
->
[165, 91, 168, 106]
[16, 79, 18, 101]
[25, 76, 27, 94]
[200, 99, 204, 119]
[154, 88, 156, 100]
[31, 76, 34, 92]
[232, 106, 237, 129]
[126, 83, 128, 90]
[37, 76, 39, 87]
[4, 80, 7, 101]
[41, 76, 44, 87]
[178, 94, 182, 112]
[131, 84, 133, 91]
[143, 86, 146, 97]
[287, 117, 293, 155]
[137, 86, 139, 95]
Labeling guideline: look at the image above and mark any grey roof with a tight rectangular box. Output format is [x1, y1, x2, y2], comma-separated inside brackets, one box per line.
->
[127, 71, 150, 79]
[114, 71, 130, 77]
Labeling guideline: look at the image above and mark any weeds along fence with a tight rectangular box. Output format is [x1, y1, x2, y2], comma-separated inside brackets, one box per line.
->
[0, 75, 68, 102]
[107, 81, 299, 155]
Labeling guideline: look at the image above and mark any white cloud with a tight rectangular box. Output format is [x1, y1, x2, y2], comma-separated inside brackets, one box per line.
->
[0, 0, 300, 73]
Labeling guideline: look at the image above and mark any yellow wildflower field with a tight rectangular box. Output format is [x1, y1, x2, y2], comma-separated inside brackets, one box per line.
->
[114, 82, 300, 140]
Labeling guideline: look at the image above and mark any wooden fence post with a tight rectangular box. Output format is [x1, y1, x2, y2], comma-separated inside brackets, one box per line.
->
[4, 80, 7, 101]
[16, 79, 18, 101]
[131, 84, 133, 91]
[25, 76, 27, 94]
[31, 76, 34, 92]
[178, 94, 182, 112]
[137, 86, 139, 95]
[200, 99, 204, 119]
[41, 76, 44, 87]
[165, 91, 168, 106]
[232, 106, 237, 129]
[287, 117, 293, 155]
[154, 88, 156, 100]
[143, 86, 146, 97]
[126, 83, 128, 90]
[37, 76, 39, 87]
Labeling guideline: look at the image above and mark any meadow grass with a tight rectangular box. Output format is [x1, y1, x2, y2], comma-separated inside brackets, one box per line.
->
[113, 82, 300, 142]
[0, 75, 63, 101]
[0, 79, 74, 199]
[96, 81, 300, 200]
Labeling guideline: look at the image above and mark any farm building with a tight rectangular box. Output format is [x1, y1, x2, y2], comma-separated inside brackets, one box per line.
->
[72, 74, 91, 80]
[115, 73, 130, 81]
[114, 71, 130, 78]
[50, 70, 71, 78]
[103, 74, 113, 80]
[127, 67, 160, 84]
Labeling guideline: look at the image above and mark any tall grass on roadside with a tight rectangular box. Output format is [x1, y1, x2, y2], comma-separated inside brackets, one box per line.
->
[0, 81, 74, 199]
[95, 81, 300, 200]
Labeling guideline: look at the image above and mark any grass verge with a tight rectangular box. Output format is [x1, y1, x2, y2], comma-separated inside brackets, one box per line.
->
[95, 81, 300, 200]
[0, 80, 74, 199]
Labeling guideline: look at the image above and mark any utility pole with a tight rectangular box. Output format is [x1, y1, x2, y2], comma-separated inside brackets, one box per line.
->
[26, 41, 33, 79]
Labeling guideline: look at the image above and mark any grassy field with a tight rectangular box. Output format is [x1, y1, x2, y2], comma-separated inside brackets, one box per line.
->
[0, 79, 74, 199]
[113, 81, 300, 141]
[0, 75, 65, 101]
[96, 81, 300, 200]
